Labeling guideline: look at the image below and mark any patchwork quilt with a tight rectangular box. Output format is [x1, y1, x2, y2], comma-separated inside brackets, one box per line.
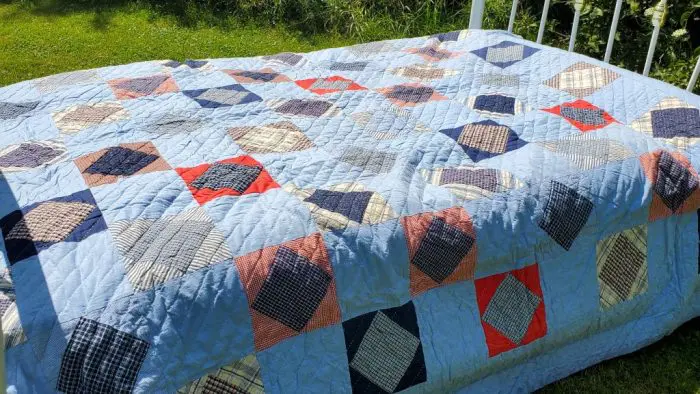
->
[1, 29, 700, 393]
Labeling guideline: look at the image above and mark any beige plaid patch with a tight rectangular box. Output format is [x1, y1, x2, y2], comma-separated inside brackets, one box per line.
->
[544, 62, 620, 98]
[6, 201, 95, 242]
[178, 354, 264, 394]
[420, 167, 523, 200]
[457, 124, 510, 153]
[229, 121, 314, 154]
[391, 64, 458, 81]
[539, 133, 634, 170]
[596, 225, 648, 310]
[52, 102, 129, 134]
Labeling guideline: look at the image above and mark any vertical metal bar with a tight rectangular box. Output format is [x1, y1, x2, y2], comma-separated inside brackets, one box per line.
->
[0, 317, 5, 394]
[536, 0, 551, 44]
[643, 1, 667, 76]
[568, 0, 584, 52]
[688, 56, 700, 92]
[604, 0, 623, 63]
[469, 0, 486, 30]
[508, 0, 519, 33]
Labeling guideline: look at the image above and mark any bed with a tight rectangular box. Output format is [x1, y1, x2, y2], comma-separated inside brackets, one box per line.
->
[0, 24, 699, 393]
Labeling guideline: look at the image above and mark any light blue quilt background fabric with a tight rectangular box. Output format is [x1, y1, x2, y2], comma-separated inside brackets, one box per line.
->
[0, 29, 698, 393]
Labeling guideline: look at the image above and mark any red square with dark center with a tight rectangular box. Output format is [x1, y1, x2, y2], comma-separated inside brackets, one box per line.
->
[177, 155, 279, 205]
[475, 263, 547, 357]
[542, 100, 616, 132]
[295, 76, 366, 95]
[639, 149, 700, 222]
[234, 233, 341, 351]
[401, 207, 477, 297]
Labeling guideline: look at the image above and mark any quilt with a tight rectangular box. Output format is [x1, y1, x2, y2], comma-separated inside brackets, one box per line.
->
[1, 29, 700, 393]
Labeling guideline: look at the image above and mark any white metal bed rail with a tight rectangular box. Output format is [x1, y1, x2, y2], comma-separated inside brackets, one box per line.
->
[468, 0, 700, 92]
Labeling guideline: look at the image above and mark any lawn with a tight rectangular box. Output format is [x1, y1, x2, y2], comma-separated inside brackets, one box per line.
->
[1, 2, 699, 392]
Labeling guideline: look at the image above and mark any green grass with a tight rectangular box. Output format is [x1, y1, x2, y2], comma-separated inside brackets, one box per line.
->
[1, 2, 699, 392]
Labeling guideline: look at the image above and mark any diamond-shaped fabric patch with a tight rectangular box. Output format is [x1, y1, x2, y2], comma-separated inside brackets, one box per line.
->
[251, 246, 332, 331]
[654, 151, 698, 212]
[431, 30, 471, 42]
[262, 52, 305, 66]
[285, 182, 397, 232]
[34, 70, 100, 93]
[52, 102, 129, 134]
[295, 76, 366, 95]
[108, 74, 179, 99]
[235, 233, 341, 350]
[629, 97, 700, 149]
[420, 166, 524, 200]
[401, 207, 477, 296]
[0, 101, 39, 120]
[539, 133, 634, 170]
[538, 180, 594, 250]
[439, 120, 528, 162]
[183, 84, 262, 108]
[268, 98, 342, 117]
[351, 107, 432, 140]
[329, 62, 368, 71]
[224, 68, 291, 84]
[111, 207, 232, 291]
[148, 114, 204, 135]
[405, 44, 462, 62]
[342, 301, 427, 393]
[464, 94, 528, 117]
[377, 83, 447, 107]
[543, 62, 620, 98]
[542, 100, 617, 132]
[347, 42, 395, 56]
[475, 264, 546, 357]
[177, 155, 279, 205]
[391, 64, 458, 81]
[74, 141, 171, 187]
[597, 225, 648, 309]
[0, 139, 67, 174]
[177, 354, 264, 394]
[339, 146, 397, 173]
[640, 150, 700, 221]
[229, 121, 314, 154]
[0, 190, 107, 264]
[411, 217, 474, 283]
[57, 317, 150, 393]
[471, 41, 539, 68]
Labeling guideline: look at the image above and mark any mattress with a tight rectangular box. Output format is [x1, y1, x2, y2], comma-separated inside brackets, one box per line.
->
[0, 29, 699, 393]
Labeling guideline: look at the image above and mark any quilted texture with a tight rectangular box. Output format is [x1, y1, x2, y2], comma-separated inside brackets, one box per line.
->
[1, 29, 700, 393]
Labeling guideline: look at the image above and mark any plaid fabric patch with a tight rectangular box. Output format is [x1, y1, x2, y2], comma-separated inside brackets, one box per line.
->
[178, 354, 264, 394]
[183, 85, 262, 108]
[597, 225, 648, 309]
[481, 274, 542, 344]
[471, 41, 539, 68]
[420, 166, 524, 200]
[224, 68, 291, 84]
[377, 83, 447, 107]
[630, 97, 700, 149]
[108, 74, 179, 100]
[543, 62, 620, 97]
[391, 64, 458, 81]
[542, 100, 616, 132]
[343, 301, 427, 393]
[52, 102, 129, 135]
[57, 317, 150, 394]
[0, 101, 39, 120]
[439, 120, 528, 162]
[404, 45, 462, 62]
[0, 139, 67, 174]
[267, 98, 342, 117]
[539, 133, 634, 170]
[74, 141, 171, 187]
[228, 121, 314, 154]
[411, 217, 474, 283]
[339, 147, 397, 174]
[538, 181, 594, 250]
[654, 151, 699, 212]
[464, 94, 528, 117]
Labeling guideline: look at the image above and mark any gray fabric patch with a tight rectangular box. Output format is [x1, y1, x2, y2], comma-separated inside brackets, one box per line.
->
[482, 274, 541, 344]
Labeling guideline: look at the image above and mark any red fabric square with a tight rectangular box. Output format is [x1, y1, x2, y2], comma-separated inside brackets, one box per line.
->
[401, 207, 477, 297]
[234, 233, 341, 351]
[542, 100, 617, 132]
[295, 76, 366, 95]
[474, 264, 547, 357]
[177, 155, 279, 205]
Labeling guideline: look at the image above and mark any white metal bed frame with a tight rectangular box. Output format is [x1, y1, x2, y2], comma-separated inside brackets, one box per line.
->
[468, 0, 700, 92]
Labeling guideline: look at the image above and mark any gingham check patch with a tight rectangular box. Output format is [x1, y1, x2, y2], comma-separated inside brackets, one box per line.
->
[191, 162, 262, 192]
[178, 354, 264, 394]
[57, 317, 150, 394]
[597, 225, 648, 309]
[654, 151, 698, 212]
[538, 181, 594, 250]
[252, 246, 332, 331]
[411, 217, 474, 283]
[482, 274, 541, 344]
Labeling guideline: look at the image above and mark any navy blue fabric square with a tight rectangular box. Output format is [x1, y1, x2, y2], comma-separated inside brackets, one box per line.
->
[655, 151, 698, 212]
[538, 181, 594, 250]
[305, 190, 373, 223]
[84, 147, 159, 176]
[252, 247, 331, 331]
[235, 71, 279, 82]
[412, 217, 474, 283]
[57, 317, 150, 394]
[473, 95, 515, 115]
[650, 107, 700, 138]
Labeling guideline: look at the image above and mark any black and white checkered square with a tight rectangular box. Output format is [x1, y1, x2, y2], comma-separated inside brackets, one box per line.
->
[538, 181, 594, 250]
[252, 246, 332, 331]
[654, 151, 698, 212]
[411, 217, 474, 283]
[57, 317, 150, 394]
[191, 162, 262, 192]
[482, 274, 541, 344]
